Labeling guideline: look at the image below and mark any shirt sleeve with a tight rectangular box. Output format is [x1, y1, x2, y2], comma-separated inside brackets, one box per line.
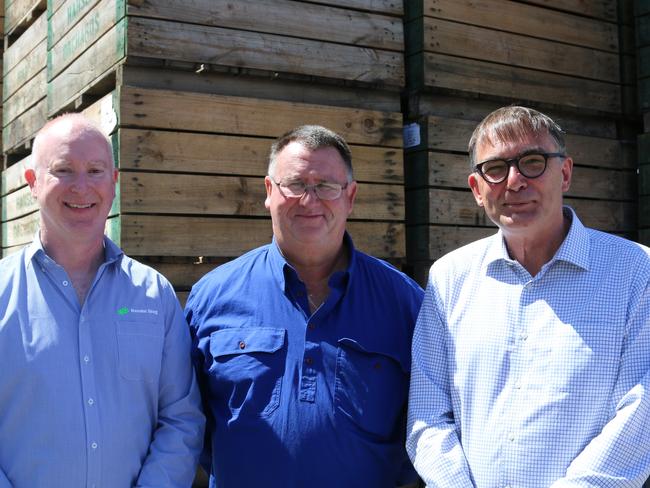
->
[136, 286, 206, 487]
[551, 281, 650, 487]
[0, 468, 12, 487]
[406, 279, 475, 487]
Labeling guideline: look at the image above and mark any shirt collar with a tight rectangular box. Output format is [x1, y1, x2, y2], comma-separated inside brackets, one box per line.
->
[484, 206, 590, 271]
[269, 232, 355, 292]
[25, 231, 123, 268]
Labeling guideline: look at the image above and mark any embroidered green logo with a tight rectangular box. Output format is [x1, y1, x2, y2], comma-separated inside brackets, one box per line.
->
[117, 307, 129, 315]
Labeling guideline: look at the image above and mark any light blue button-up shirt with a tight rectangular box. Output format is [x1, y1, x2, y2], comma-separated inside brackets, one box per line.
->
[0, 236, 204, 487]
[407, 208, 650, 487]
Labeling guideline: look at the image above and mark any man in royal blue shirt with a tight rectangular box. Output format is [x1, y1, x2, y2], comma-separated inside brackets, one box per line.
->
[185, 125, 423, 488]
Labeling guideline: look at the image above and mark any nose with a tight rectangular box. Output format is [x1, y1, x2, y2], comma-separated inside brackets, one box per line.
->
[505, 163, 527, 191]
[298, 186, 320, 205]
[70, 173, 89, 192]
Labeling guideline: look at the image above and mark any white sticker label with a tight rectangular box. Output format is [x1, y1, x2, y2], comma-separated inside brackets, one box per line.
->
[100, 96, 118, 135]
[403, 123, 421, 148]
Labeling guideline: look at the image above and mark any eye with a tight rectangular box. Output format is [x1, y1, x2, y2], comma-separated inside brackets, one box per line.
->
[481, 161, 507, 176]
[283, 181, 306, 195]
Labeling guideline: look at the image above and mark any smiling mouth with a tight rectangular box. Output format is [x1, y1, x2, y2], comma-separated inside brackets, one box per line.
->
[65, 203, 95, 209]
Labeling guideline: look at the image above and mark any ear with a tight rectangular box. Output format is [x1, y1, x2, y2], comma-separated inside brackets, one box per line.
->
[560, 156, 573, 193]
[345, 180, 358, 216]
[468, 173, 484, 207]
[25, 168, 37, 196]
[112, 168, 119, 184]
[264, 176, 273, 210]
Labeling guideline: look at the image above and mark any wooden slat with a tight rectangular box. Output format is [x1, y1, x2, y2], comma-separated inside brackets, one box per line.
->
[4, 0, 45, 37]
[3, 69, 46, 125]
[416, 17, 619, 83]
[407, 224, 495, 261]
[144, 260, 223, 289]
[420, 0, 618, 52]
[117, 129, 403, 184]
[126, 17, 403, 87]
[1, 184, 36, 221]
[48, 0, 125, 80]
[3, 9, 46, 78]
[408, 188, 635, 231]
[3, 97, 46, 152]
[118, 172, 404, 221]
[301, 0, 402, 15]
[1, 210, 38, 248]
[416, 52, 621, 113]
[117, 215, 405, 258]
[3, 36, 46, 102]
[127, 0, 403, 51]
[47, 19, 126, 116]
[640, 164, 650, 195]
[521, 0, 617, 21]
[1, 155, 29, 196]
[118, 86, 403, 147]
[48, 0, 115, 48]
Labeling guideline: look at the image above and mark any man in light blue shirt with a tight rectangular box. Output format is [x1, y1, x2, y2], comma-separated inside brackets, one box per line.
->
[0, 114, 204, 487]
[407, 106, 650, 487]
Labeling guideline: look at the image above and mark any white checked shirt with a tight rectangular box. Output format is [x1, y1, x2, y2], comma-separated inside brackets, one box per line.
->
[407, 208, 650, 487]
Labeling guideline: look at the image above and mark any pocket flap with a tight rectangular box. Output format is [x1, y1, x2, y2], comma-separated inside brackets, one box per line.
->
[210, 327, 285, 357]
[338, 336, 408, 373]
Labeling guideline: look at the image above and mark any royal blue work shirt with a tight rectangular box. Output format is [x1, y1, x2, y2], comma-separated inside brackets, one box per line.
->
[185, 235, 424, 488]
[0, 236, 205, 488]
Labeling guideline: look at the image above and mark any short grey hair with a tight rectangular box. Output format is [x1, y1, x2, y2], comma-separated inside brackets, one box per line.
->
[468, 106, 566, 168]
[268, 125, 353, 181]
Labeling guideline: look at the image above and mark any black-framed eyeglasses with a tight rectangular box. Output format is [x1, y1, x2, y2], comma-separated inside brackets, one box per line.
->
[473, 152, 566, 184]
[271, 178, 349, 200]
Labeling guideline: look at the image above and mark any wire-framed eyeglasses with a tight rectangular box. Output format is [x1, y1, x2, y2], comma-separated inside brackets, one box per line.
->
[473, 152, 566, 184]
[271, 178, 348, 200]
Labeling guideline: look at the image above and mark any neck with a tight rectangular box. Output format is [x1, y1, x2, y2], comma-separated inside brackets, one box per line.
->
[503, 214, 570, 277]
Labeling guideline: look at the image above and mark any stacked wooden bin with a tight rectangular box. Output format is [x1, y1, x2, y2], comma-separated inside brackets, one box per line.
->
[1, 0, 407, 305]
[637, 0, 650, 247]
[403, 0, 640, 283]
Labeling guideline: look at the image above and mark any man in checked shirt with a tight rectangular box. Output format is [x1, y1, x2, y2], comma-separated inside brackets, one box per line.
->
[407, 106, 650, 487]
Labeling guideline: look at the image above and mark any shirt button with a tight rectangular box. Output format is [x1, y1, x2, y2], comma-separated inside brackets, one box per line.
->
[238, 341, 246, 350]
[305, 357, 313, 365]
[62, 280, 69, 286]
[84, 355, 90, 363]
[91, 442, 98, 449]
[88, 398, 95, 405]
[515, 383, 522, 389]
[520, 333, 528, 341]
[509, 434, 515, 442]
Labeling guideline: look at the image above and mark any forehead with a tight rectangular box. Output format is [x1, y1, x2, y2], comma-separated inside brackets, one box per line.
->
[476, 130, 557, 161]
[275, 141, 347, 176]
[38, 123, 113, 168]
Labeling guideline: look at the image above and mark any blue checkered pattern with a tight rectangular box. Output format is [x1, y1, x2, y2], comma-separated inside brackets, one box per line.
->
[407, 208, 650, 487]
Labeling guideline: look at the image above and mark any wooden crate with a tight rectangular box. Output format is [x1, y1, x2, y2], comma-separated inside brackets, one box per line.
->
[2, 85, 406, 291]
[46, 0, 404, 117]
[4, 0, 44, 40]
[2, 9, 46, 158]
[405, 0, 623, 114]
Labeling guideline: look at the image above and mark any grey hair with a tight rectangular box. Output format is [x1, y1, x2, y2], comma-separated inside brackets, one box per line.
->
[268, 125, 353, 181]
[468, 106, 566, 168]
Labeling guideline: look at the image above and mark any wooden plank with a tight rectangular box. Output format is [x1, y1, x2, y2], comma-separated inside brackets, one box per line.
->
[4, 0, 45, 37]
[127, 0, 403, 51]
[421, 0, 618, 52]
[1, 184, 36, 221]
[117, 129, 403, 184]
[415, 52, 621, 114]
[118, 86, 404, 147]
[3, 9, 46, 79]
[1, 155, 29, 196]
[48, 0, 112, 48]
[48, 0, 125, 80]
[419, 116, 632, 169]
[521, 0, 616, 21]
[126, 17, 404, 87]
[3, 36, 46, 102]
[3, 68, 46, 125]
[299, 0, 402, 15]
[408, 188, 636, 231]
[47, 18, 126, 116]
[416, 17, 619, 83]
[118, 172, 404, 221]
[143, 259, 223, 289]
[640, 164, 650, 195]
[118, 215, 405, 258]
[1, 210, 38, 247]
[407, 224, 495, 261]
[640, 196, 650, 227]
[3, 97, 46, 152]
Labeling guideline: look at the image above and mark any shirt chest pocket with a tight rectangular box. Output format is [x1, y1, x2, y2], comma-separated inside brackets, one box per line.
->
[116, 321, 164, 382]
[208, 327, 286, 419]
[334, 337, 409, 440]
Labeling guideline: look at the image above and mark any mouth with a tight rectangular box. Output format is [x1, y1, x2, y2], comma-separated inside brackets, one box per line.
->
[65, 202, 95, 209]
